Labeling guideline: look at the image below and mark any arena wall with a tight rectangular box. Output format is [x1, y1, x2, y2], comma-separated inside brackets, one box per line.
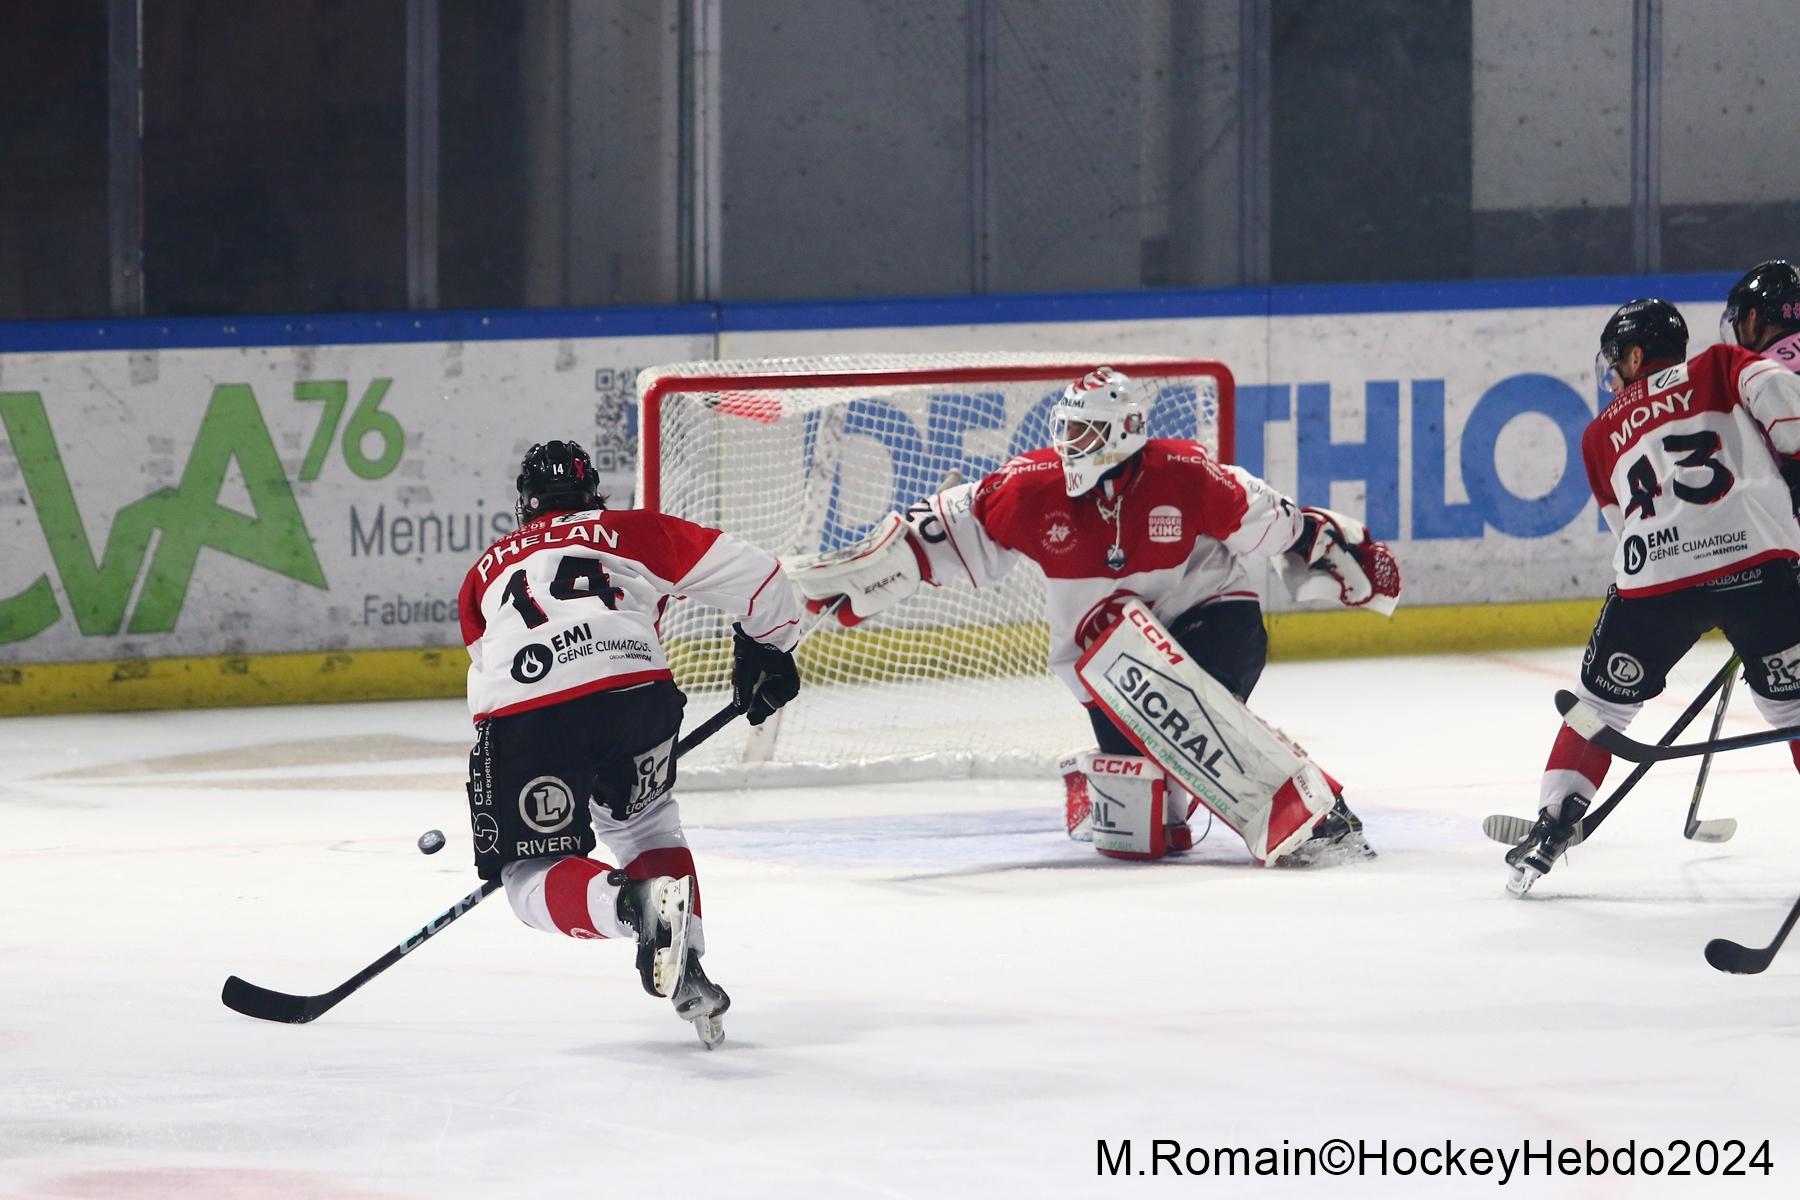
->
[0, 273, 1740, 714]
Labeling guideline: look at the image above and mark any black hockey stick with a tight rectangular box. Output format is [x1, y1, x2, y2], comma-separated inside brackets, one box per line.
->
[1555, 684, 1800, 763]
[221, 697, 747, 1024]
[1705, 891, 1800, 975]
[1684, 666, 1739, 843]
[1482, 656, 1738, 847]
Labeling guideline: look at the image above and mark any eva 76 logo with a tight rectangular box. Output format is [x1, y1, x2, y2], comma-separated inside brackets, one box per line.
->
[0, 379, 405, 646]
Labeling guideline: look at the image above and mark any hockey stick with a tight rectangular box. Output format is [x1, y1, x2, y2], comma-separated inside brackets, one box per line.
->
[1684, 666, 1740, 843]
[1704, 891, 1800, 975]
[221, 696, 747, 1024]
[1555, 684, 1800, 763]
[1482, 656, 1739, 847]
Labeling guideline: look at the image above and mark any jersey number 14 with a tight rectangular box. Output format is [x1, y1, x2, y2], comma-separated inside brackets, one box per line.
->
[500, 556, 623, 628]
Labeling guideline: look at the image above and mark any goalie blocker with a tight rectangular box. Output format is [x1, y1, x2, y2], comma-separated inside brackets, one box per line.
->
[1075, 598, 1336, 865]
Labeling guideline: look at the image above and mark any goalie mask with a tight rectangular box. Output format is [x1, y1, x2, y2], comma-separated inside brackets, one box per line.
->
[516, 440, 602, 523]
[1051, 367, 1149, 496]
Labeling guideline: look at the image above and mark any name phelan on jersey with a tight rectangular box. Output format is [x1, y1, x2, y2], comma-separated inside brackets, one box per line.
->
[1609, 388, 1695, 452]
[476, 520, 621, 582]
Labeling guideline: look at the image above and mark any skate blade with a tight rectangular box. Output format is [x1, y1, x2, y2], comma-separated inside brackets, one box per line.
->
[1275, 833, 1376, 869]
[1506, 863, 1541, 898]
[650, 879, 692, 998]
[692, 1014, 724, 1049]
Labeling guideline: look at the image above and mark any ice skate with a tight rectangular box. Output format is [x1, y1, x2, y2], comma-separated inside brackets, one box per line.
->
[1276, 796, 1375, 867]
[612, 872, 692, 998]
[671, 950, 731, 1048]
[1504, 795, 1589, 897]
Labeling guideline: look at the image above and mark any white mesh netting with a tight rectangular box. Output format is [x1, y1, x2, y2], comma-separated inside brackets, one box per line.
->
[637, 353, 1234, 787]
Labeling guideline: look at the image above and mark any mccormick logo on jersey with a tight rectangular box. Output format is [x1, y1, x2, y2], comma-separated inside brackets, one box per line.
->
[1147, 505, 1182, 543]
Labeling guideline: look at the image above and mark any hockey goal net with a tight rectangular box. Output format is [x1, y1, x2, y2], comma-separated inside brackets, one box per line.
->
[637, 352, 1235, 786]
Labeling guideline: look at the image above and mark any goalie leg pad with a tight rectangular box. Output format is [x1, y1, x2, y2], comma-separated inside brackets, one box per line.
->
[1076, 752, 1170, 861]
[1059, 752, 1093, 842]
[1074, 598, 1336, 865]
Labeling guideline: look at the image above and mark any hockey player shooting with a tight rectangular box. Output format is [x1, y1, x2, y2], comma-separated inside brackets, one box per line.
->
[1509, 299, 1800, 896]
[788, 366, 1400, 867]
[458, 440, 802, 1045]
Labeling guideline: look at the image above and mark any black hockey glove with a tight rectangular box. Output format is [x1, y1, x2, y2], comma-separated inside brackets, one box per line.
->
[731, 624, 801, 726]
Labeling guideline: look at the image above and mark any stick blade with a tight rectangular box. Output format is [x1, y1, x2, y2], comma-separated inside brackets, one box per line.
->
[1704, 938, 1771, 975]
[1482, 813, 1583, 848]
[1481, 814, 1533, 846]
[221, 975, 327, 1024]
[1687, 817, 1737, 844]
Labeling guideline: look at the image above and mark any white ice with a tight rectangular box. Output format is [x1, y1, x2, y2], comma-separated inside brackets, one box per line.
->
[4, 647, 1799, 1199]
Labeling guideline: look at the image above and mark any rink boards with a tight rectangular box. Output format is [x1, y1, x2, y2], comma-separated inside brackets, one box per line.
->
[0, 272, 1736, 714]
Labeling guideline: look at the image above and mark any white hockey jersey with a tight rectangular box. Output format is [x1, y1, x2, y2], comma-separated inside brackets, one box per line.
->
[906, 441, 1307, 698]
[1583, 343, 1800, 596]
[458, 508, 801, 722]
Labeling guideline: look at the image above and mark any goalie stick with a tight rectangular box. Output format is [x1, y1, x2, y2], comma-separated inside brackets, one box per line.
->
[1555, 685, 1800, 764]
[1482, 656, 1739, 848]
[1704, 891, 1800, 975]
[221, 697, 748, 1025]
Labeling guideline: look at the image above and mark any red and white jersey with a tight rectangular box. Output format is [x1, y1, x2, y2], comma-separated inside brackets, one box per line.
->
[1583, 343, 1800, 596]
[908, 440, 1306, 696]
[458, 507, 800, 722]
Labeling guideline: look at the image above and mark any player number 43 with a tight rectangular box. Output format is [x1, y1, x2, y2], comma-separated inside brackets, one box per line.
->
[1624, 431, 1733, 520]
[501, 556, 624, 628]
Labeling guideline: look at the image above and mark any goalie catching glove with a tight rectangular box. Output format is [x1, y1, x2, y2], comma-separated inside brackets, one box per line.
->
[784, 512, 928, 628]
[731, 624, 801, 725]
[1279, 506, 1401, 616]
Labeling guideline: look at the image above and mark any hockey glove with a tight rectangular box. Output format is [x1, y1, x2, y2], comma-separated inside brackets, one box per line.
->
[731, 624, 801, 726]
[1282, 506, 1401, 615]
[783, 512, 927, 627]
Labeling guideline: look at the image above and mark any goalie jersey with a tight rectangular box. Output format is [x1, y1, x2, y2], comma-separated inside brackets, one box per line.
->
[907, 439, 1307, 697]
[458, 508, 800, 722]
[1583, 344, 1800, 597]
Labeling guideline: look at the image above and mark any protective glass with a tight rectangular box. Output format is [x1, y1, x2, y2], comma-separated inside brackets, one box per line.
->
[1719, 306, 1746, 348]
[1594, 348, 1625, 396]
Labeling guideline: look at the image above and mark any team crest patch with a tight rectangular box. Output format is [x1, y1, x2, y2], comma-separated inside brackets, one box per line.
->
[1606, 653, 1645, 688]
[519, 776, 576, 833]
[1147, 505, 1182, 543]
[1041, 510, 1077, 554]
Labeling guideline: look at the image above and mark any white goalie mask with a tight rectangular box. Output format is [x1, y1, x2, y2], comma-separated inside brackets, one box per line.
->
[1050, 367, 1149, 496]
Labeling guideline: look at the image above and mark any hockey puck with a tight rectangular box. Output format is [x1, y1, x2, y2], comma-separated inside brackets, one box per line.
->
[416, 829, 447, 855]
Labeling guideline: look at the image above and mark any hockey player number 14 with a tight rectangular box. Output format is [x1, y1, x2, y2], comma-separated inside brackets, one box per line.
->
[500, 556, 624, 628]
[1624, 432, 1732, 520]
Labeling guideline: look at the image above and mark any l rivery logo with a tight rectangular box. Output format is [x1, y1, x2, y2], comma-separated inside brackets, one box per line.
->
[519, 776, 576, 833]
[0, 380, 404, 645]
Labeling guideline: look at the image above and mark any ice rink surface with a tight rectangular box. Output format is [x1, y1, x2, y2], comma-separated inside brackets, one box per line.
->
[6, 647, 1800, 1198]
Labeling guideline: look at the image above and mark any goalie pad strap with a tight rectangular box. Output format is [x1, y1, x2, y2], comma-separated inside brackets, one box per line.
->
[1074, 599, 1334, 864]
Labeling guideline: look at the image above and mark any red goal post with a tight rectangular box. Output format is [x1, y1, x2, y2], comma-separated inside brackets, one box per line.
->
[635, 353, 1236, 784]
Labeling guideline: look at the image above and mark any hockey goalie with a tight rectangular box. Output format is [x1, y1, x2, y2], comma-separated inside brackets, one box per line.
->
[788, 366, 1401, 866]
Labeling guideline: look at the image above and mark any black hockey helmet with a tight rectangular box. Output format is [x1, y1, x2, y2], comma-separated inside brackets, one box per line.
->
[1596, 298, 1688, 393]
[1721, 260, 1800, 347]
[516, 440, 601, 522]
